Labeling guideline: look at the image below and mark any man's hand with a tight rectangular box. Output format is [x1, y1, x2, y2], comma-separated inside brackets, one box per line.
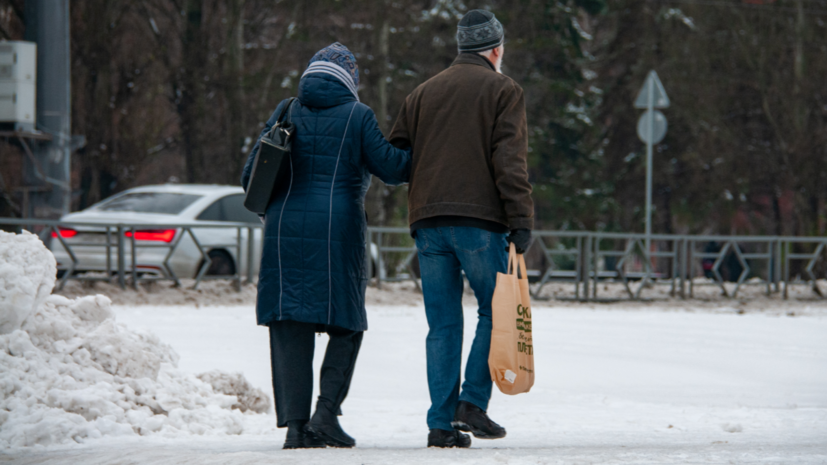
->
[259, 215, 266, 225]
[506, 229, 531, 254]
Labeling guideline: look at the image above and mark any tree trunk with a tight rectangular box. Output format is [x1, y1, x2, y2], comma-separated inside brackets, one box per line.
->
[225, 0, 246, 184]
[180, 0, 205, 183]
[375, 18, 396, 226]
[794, 0, 804, 100]
[377, 19, 389, 135]
[772, 191, 783, 236]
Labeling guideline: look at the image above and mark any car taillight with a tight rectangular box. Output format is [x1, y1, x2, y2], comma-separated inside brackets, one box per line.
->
[125, 229, 176, 243]
[51, 227, 77, 239]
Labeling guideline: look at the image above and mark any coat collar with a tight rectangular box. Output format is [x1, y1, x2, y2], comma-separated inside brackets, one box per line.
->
[451, 52, 496, 72]
[298, 73, 357, 108]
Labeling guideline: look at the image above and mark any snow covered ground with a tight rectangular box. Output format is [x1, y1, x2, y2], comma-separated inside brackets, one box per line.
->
[56, 276, 827, 310]
[4, 301, 826, 464]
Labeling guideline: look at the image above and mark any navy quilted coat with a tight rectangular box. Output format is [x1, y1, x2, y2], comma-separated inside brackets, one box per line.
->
[241, 73, 410, 331]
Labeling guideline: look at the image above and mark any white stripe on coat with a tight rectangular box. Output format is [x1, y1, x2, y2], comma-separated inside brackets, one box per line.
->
[277, 103, 296, 320]
[328, 103, 358, 325]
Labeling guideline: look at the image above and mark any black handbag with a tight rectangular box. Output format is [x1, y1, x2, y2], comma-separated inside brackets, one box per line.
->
[243, 97, 297, 214]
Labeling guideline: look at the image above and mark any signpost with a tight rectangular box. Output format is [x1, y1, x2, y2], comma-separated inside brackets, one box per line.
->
[634, 70, 670, 251]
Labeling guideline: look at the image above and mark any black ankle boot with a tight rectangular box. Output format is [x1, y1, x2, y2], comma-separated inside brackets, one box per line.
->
[305, 407, 356, 448]
[427, 429, 472, 448]
[451, 401, 506, 439]
[283, 420, 325, 449]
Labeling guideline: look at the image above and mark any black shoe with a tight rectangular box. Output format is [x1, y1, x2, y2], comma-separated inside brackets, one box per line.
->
[305, 407, 356, 448]
[427, 429, 472, 448]
[451, 401, 506, 439]
[283, 421, 326, 449]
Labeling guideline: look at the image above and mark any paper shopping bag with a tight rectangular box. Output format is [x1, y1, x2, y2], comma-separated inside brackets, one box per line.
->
[489, 242, 534, 395]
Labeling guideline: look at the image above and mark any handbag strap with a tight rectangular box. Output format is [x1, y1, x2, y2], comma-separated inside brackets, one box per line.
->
[277, 97, 296, 125]
[268, 97, 297, 138]
[507, 243, 528, 279]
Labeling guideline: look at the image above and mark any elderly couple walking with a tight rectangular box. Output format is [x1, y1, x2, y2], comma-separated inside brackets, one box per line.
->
[241, 10, 533, 450]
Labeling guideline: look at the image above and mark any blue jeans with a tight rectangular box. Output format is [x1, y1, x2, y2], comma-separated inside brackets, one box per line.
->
[414, 226, 508, 431]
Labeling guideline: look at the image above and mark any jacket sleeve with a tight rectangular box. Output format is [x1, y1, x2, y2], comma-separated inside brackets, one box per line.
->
[491, 82, 534, 230]
[240, 99, 289, 192]
[388, 98, 412, 150]
[361, 105, 411, 186]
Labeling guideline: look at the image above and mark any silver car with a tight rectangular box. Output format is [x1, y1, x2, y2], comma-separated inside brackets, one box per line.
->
[50, 184, 263, 281]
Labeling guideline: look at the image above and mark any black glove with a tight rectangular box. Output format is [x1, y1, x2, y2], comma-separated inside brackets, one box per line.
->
[507, 229, 532, 254]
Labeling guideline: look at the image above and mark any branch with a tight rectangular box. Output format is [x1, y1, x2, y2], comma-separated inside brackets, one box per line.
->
[9, 0, 24, 24]
[256, 2, 300, 110]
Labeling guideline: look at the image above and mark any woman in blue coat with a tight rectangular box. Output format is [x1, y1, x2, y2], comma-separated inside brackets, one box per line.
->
[241, 43, 410, 449]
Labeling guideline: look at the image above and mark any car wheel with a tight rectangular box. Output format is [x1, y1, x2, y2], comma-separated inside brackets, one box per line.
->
[204, 250, 236, 276]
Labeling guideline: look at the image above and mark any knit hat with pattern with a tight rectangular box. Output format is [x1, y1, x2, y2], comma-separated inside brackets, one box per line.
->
[456, 9, 504, 53]
[303, 42, 360, 100]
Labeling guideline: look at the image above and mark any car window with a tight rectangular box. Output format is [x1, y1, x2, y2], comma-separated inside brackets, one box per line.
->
[197, 200, 225, 221]
[196, 194, 259, 223]
[96, 193, 201, 214]
[222, 195, 260, 223]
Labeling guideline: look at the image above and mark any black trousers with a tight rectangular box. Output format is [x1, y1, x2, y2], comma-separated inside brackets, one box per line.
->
[268, 320, 363, 427]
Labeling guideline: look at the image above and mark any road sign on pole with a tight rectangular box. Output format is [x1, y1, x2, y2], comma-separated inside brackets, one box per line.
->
[637, 110, 667, 144]
[634, 71, 670, 109]
[635, 70, 669, 252]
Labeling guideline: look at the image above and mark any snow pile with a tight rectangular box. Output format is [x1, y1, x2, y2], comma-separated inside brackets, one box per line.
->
[196, 371, 271, 414]
[0, 231, 270, 448]
[0, 231, 55, 335]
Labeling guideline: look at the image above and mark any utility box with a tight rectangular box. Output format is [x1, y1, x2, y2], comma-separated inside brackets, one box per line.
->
[0, 41, 37, 132]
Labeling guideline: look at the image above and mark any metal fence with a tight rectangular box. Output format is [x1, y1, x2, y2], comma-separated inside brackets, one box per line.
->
[361, 228, 827, 301]
[1, 218, 260, 291]
[2, 218, 826, 300]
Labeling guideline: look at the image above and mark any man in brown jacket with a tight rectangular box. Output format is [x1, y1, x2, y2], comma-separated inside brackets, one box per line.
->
[389, 9, 534, 449]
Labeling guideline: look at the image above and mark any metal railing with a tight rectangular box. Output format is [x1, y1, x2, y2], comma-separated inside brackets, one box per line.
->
[367, 229, 827, 301]
[1, 218, 259, 291]
[2, 217, 826, 300]
[531, 232, 782, 301]
[366, 226, 419, 291]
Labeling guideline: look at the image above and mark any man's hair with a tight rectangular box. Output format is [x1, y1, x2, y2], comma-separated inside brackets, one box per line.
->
[476, 45, 501, 56]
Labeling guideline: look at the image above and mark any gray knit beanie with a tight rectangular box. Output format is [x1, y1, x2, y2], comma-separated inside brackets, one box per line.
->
[456, 9, 504, 53]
